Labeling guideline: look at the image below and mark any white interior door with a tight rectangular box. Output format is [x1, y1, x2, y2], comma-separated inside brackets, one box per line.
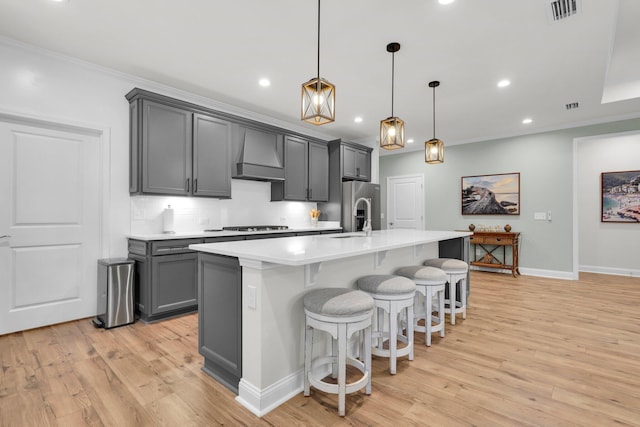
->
[0, 118, 102, 335]
[387, 174, 424, 229]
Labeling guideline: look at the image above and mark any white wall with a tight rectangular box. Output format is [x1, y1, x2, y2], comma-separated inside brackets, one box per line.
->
[577, 131, 640, 276]
[0, 39, 334, 255]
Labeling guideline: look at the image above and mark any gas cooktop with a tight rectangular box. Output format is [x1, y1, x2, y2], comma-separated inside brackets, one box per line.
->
[221, 225, 289, 232]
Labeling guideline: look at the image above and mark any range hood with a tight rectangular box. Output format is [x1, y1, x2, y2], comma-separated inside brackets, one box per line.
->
[234, 128, 285, 181]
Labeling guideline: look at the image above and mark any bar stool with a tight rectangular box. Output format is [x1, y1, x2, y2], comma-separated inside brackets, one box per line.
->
[356, 275, 416, 375]
[303, 288, 375, 416]
[423, 258, 469, 325]
[395, 266, 447, 346]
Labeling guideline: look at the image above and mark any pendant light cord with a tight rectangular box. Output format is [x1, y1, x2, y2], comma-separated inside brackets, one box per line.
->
[391, 51, 395, 117]
[432, 84, 436, 139]
[316, 0, 321, 82]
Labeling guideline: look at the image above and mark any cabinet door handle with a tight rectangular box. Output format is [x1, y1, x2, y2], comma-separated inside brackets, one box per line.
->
[186, 178, 190, 192]
[308, 188, 312, 199]
[356, 167, 360, 176]
[194, 178, 198, 193]
[0, 235, 10, 239]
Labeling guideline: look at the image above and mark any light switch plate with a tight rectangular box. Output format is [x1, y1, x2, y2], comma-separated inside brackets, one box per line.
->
[534, 212, 547, 220]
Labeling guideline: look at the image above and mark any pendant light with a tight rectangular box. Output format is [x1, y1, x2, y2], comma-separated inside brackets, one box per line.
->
[301, 0, 335, 125]
[425, 80, 444, 164]
[380, 42, 405, 150]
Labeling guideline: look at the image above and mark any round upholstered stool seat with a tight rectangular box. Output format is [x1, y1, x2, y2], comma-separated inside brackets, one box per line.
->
[395, 266, 447, 346]
[357, 275, 416, 375]
[303, 288, 375, 416]
[423, 258, 469, 325]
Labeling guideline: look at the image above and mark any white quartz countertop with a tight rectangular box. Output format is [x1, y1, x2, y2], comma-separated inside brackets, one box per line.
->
[189, 229, 472, 266]
[127, 225, 341, 241]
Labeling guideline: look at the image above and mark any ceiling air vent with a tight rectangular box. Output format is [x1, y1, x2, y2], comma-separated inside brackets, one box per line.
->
[547, 0, 581, 22]
[565, 102, 579, 110]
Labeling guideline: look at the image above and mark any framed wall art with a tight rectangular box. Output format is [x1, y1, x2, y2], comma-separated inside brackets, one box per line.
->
[601, 170, 640, 223]
[462, 172, 520, 215]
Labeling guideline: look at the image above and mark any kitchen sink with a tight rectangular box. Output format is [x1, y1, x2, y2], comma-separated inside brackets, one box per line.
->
[330, 234, 366, 239]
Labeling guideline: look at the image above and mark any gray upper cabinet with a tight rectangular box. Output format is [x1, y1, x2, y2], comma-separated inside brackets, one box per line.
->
[271, 136, 328, 202]
[341, 143, 371, 181]
[127, 89, 231, 198]
[193, 114, 231, 197]
[316, 140, 373, 223]
[308, 141, 329, 201]
[141, 100, 192, 195]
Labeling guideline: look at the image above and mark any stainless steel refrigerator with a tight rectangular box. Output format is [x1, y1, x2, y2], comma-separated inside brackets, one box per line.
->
[342, 181, 381, 232]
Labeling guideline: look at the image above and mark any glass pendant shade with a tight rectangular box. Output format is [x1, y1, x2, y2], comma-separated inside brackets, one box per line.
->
[425, 138, 444, 163]
[380, 117, 405, 150]
[301, 77, 335, 125]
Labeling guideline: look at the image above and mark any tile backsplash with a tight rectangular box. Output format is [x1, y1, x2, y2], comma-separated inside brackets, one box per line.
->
[130, 179, 322, 235]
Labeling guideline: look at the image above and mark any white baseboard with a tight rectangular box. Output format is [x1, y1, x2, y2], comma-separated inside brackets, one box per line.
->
[236, 371, 303, 417]
[470, 265, 577, 280]
[579, 265, 640, 278]
[518, 267, 577, 280]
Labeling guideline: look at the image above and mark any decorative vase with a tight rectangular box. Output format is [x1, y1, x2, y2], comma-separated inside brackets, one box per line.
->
[504, 224, 512, 232]
[469, 224, 475, 231]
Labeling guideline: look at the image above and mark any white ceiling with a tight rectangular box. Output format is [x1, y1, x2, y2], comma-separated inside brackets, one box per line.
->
[1, 0, 639, 153]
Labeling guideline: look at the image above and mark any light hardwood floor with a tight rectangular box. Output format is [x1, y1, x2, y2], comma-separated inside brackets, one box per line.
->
[1, 272, 639, 426]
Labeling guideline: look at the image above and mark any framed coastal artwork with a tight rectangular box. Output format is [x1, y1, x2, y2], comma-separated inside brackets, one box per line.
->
[601, 170, 640, 223]
[461, 172, 520, 215]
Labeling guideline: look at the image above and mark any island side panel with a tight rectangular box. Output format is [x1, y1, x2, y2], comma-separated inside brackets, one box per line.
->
[198, 253, 242, 393]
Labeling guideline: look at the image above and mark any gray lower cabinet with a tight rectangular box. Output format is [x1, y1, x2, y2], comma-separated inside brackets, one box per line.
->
[128, 238, 202, 322]
[271, 136, 328, 202]
[150, 252, 198, 315]
[198, 253, 242, 393]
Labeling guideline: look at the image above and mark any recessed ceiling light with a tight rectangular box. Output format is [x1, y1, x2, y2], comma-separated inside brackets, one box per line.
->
[497, 79, 511, 88]
[522, 118, 532, 124]
[354, 116, 363, 123]
[50, 0, 69, 3]
[439, 0, 455, 4]
[258, 78, 270, 87]
[407, 138, 414, 144]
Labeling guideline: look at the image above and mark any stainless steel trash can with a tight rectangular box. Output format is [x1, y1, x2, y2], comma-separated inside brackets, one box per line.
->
[93, 258, 135, 329]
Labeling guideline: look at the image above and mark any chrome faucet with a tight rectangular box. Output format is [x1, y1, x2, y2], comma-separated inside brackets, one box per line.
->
[353, 197, 372, 237]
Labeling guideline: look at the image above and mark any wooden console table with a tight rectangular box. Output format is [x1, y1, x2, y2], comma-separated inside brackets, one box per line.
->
[470, 231, 520, 277]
